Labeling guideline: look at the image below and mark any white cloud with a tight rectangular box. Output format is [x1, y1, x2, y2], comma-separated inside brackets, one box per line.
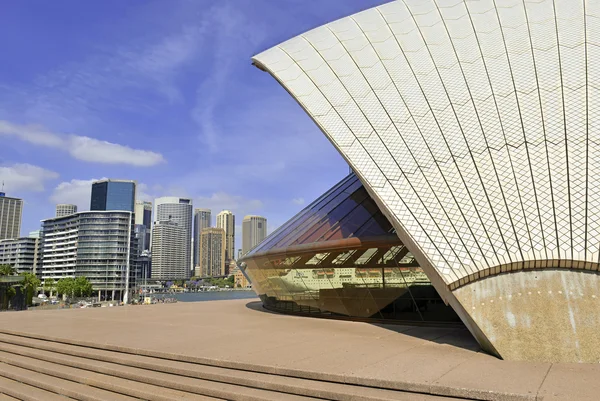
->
[68, 136, 165, 166]
[0, 164, 59, 192]
[292, 197, 305, 205]
[0, 120, 165, 167]
[49, 178, 103, 211]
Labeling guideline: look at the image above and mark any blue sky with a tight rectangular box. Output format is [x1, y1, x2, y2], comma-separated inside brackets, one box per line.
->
[0, 0, 386, 248]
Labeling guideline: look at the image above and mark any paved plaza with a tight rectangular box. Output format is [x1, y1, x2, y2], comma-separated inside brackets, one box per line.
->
[0, 299, 597, 400]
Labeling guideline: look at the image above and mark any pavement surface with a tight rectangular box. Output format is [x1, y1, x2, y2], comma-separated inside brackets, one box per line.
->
[0, 299, 596, 400]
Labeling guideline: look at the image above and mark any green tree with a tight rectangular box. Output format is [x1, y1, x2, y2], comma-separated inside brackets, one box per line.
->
[74, 277, 93, 297]
[0, 264, 16, 277]
[44, 278, 55, 297]
[20, 273, 41, 306]
[1, 285, 16, 310]
[56, 277, 75, 299]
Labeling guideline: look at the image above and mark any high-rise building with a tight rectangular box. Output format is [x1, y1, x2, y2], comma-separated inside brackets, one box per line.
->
[199, 227, 225, 277]
[0, 235, 40, 275]
[242, 215, 267, 256]
[0, 192, 23, 240]
[40, 211, 137, 302]
[134, 200, 152, 227]
[150, 220, 187, 280]
[55, 204, 77, 217]
[193, 208, 211, 268]
[153, 197, 193, 275]
[134, 200, 152, 251]
[90, 179, 136, 212]
[216, 210, 235, 262]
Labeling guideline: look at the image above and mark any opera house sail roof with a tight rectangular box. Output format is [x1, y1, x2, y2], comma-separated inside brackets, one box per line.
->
[250, 0, 600, 363]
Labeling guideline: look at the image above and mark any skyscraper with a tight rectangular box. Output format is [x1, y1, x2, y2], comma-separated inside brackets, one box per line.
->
[90, 179, 136, 212]
[151, 220, 187, 280]
[153, 197, 193, 276]
[0, 192, 23, 240]
[193, 208, 211, 268]
[134, 200, 152, 227]
[199, 227, 225, 277]
[242, 215, 267, 256]
[134, 200, 152, 252]
[55, 204, 77, 217]
[216, 210, 235, 262]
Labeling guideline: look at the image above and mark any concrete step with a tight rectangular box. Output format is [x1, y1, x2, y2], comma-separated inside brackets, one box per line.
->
[0, 393, 20, 401]
[0, 351, 222, 401]
[0, 332, 463, 401]
[0, 361, 139, 401]
[0, 347, 324, 401]
[0, 373, 74, 401]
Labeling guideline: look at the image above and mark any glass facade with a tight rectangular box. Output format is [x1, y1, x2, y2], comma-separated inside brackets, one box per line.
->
[241, 174, 461, 325]
[91, 180, 136, 212]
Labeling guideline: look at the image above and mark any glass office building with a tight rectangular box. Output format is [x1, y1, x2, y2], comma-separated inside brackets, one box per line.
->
[90, 180, 136, 212]
[240, 174, 461, 325]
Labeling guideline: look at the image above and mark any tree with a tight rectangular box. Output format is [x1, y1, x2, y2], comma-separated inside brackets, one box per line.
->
[20, 273, 41, 306]
[74, 277, 92, 297]
[44, 278, 55, 297]
[0, 264, 15, 277]
[56, 277, 75, 299]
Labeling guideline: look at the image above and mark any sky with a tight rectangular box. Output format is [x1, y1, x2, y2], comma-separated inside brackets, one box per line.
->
[0, 0, 387, 250]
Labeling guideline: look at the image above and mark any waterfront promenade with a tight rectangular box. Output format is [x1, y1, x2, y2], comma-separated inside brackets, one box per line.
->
[0, 299, 597, 400]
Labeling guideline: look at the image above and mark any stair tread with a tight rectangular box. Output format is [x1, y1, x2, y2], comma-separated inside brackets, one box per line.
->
[0, 393, 20, 401]
[0, 360, 139, 401]
[0, 352, 220, 401]
[0, 332, 458, 401]
[0, 344, 318, 401]
[0, 373, 74, 401]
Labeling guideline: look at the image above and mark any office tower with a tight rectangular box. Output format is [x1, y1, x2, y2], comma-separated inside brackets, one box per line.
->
[90, 179, 136, 212]
[0, 235, 40, 275]
[134, 224, 149, 253]
[193, 208, 211, 268]
[40, 211, 136, 302]
[242, 215, 267, 256]
[0, 192, 23, 240]
[153, 197, 193, 275]
[150, 220, 187, 280]
[55, 204, 77, 217]
[134, 200, 152, 227]
[216, 210, 235, 262]
[134, 200, 152, 251]
[237, 249, 242, 260]
[199, 227, 225, 277]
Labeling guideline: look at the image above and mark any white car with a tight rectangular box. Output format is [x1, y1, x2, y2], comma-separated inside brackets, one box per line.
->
[38, 294, 47, 299]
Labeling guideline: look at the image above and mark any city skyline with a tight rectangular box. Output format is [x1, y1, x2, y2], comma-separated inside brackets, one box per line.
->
[0, 1, 381, 248]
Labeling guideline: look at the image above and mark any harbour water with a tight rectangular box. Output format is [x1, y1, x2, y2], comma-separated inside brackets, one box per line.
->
[162, 290, 258, 303]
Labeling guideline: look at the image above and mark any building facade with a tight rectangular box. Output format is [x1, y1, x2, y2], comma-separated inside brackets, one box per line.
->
[150, 220, 187, 280]
[193, 208, 211, 268]
[216, 210, 235, 262]
[0, 236, 40, 275]
[55, 204, 77, 217]
[252, 0, 600, 363]
[40, 211, 136, 301]
[242, 215, 267, 256]
[90, 179, 136, 212]
[153, 197, 193, 275]
[199, 227, 225, 277]
[134, 200, 152, 252]
[0, 193, 23, 240]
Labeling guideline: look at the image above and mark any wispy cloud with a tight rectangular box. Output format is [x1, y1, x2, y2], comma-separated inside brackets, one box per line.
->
[0, 163, 59, 192]
[292, 197, 305, 205]
[0, 120, 165, 167]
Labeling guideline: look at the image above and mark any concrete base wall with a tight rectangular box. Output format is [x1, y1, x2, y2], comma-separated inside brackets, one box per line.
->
[453, 269, 600, 363]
